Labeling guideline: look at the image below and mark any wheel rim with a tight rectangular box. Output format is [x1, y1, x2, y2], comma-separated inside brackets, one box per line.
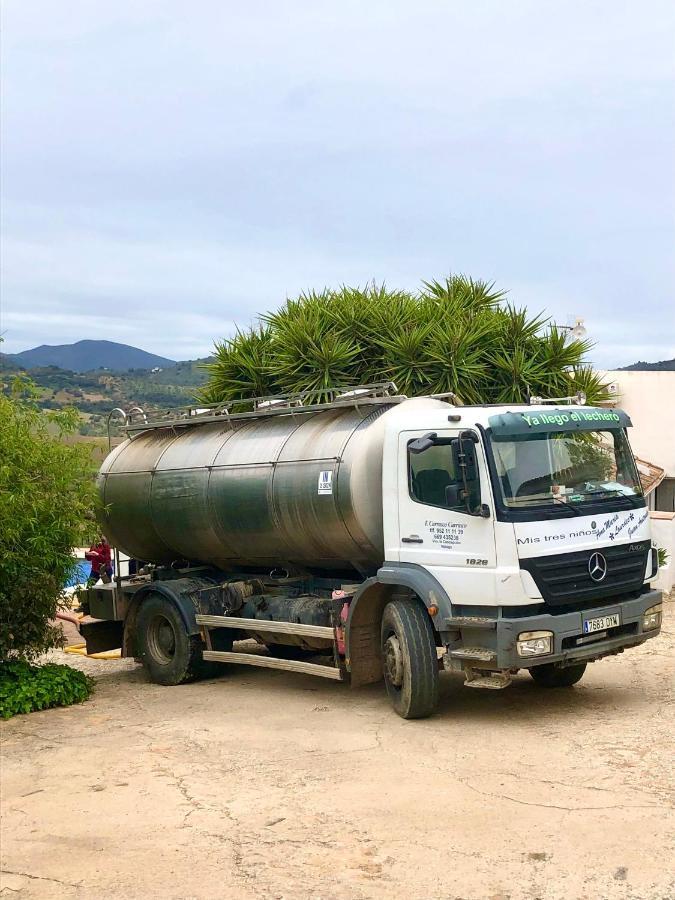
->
[383, 633, 404, 688]
[146, 613, 177, 664]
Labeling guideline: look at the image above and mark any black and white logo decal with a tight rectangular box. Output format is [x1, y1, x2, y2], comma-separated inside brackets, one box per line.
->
[588, 551, 608, 582]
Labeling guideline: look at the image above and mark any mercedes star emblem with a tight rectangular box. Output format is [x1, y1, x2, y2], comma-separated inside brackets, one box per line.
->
[588, 551, 608, 582]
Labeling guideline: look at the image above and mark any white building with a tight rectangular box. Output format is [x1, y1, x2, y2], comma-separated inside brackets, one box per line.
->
[602, 369, 675, 592]
[602, 370, 675, 511]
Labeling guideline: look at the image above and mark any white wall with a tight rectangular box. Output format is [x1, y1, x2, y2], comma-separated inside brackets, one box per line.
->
[601, 371, 675, 476]
[650, 512, 675, 595]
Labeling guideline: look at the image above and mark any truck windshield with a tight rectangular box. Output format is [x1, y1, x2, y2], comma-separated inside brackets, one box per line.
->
[490, 429, 643, 509]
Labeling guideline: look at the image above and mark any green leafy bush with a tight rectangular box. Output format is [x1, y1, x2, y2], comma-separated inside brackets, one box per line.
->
[657, 547, 669, 568]
[0, 373, 98, 660]
[201, 277, 611, 406]
[0, 660, 94, 719]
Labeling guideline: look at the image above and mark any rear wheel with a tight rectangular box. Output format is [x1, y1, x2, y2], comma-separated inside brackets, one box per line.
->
[529, 662, 587, 688]
[137, 594, 208, 685]
[381, 600, 439, 719]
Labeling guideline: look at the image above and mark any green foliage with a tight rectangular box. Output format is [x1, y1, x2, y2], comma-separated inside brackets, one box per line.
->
[0, 660, 94, 719]
[0, 378, 98, 660]
[200, 328, 273, 403]
[657, 547, 669, 568]
[202, 276, 611, 406]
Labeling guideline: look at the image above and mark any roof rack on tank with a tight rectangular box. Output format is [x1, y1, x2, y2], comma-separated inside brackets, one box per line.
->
[123, 382, 409, 433]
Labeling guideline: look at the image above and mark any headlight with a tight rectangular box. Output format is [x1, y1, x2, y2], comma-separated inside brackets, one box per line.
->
[517, 630, 553, 657]
[642, 604, 662, 632]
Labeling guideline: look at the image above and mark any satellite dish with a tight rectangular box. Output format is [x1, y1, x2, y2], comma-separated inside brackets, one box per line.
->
[571, 317, 587, 339]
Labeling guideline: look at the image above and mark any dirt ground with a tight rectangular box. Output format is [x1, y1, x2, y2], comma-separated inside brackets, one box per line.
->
[1, 601, 674, 900]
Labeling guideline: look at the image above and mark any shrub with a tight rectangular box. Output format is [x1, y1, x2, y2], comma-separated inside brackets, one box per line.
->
[0, 374, 98, 660]
[201, 277, 611, 406]
[0, 660, 94, 719]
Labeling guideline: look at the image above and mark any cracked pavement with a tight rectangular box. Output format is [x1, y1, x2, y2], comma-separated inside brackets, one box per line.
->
[1, 600, 674, 899]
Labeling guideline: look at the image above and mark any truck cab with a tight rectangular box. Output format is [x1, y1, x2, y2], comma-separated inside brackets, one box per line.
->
[373, 403, 661, 698]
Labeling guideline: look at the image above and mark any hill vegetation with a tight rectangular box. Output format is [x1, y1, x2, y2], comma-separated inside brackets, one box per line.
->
[0, 357, 209, 437]
[619, 358, 675, 371]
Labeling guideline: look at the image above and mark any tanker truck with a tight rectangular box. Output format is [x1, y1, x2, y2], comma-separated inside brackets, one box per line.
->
[81, 383, 662, 718]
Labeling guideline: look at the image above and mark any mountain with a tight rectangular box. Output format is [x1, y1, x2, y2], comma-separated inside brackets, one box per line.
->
[619, 358, 675, 372]
[3, 340, 176, 373]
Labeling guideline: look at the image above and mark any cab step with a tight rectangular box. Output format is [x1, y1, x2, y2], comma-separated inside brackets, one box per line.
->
[463, 668, 512, 690]
[449, 647, 497, 662]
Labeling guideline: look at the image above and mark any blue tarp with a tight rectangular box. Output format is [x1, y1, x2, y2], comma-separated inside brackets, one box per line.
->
[65, 560, 91, 587]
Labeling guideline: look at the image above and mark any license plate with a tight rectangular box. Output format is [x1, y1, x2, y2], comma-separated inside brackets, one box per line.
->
[583, 613, 620, 634]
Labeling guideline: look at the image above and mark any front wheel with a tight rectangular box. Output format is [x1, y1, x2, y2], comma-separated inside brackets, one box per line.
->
[529, 662, 587, 688]
[381, 600, 439, 719]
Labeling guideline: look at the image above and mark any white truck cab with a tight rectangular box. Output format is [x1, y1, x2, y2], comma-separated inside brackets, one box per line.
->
[374, 403, 661, 697]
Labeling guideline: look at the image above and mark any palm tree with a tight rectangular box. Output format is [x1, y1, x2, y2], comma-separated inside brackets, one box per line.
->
[200, 277, 609, 406]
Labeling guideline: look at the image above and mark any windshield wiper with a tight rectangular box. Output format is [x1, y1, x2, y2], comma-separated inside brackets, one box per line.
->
[568, 488, 638, 503]
[507, 497, 581, 516]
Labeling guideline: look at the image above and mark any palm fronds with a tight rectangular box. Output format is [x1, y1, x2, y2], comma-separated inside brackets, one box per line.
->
[202, 275, 608, 406]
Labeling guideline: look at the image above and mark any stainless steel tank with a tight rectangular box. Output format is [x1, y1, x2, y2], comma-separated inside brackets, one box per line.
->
[98, 398, 443, 572]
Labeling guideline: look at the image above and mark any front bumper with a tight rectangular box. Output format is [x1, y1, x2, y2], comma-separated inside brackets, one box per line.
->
[443, 589, 662, 670]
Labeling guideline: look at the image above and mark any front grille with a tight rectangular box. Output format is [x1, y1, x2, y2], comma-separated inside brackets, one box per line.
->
[520, 543, 648, 607]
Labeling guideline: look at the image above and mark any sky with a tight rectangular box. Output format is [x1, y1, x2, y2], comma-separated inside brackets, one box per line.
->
[1, 1, 674, 368]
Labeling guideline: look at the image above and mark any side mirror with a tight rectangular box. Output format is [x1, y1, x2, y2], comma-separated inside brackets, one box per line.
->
[409, 432, 437, 455]
[452, 432, 479, 480]
[451, 431, 490, 517]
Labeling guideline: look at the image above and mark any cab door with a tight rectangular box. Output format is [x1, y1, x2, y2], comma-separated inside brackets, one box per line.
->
[396, 428, 496, 602]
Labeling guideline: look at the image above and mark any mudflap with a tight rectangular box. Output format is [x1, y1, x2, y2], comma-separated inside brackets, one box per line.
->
[80, 619, 124, 655]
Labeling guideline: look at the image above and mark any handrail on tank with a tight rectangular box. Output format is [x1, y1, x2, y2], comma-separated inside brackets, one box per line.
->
[106, 407, 128, 453]
[122, 383, 409, 433]
[126, 406, 147, 423]
[429, 391, 462, 404]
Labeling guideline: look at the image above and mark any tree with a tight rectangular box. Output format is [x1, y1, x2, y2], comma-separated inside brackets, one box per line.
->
[0, 376, 98, 660]
[201, 277, 610, 406]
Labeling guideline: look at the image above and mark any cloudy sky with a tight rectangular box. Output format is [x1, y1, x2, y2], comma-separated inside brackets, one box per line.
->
[2, 1, 674, 367]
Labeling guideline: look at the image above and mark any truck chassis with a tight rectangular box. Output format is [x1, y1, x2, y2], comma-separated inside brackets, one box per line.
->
[81, 564, 662, 719]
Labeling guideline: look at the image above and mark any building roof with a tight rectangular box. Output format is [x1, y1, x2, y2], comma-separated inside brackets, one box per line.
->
[635, 457, 666, 496]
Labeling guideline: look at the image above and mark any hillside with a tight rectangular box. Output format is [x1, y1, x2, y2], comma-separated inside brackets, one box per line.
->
[4, 340, 176, 373]
[619, 358, 675, 371]
[1, 357, 211, 437]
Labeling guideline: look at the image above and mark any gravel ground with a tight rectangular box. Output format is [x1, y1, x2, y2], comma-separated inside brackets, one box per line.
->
[1, 600, 674, 900]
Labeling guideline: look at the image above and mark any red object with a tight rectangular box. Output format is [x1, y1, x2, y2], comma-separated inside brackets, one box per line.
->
[332, 590, 350, 656]
[85, 541, 112, 575]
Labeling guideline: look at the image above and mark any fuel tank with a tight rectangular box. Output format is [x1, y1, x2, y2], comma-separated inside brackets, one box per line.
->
[98, 397, 445, 573]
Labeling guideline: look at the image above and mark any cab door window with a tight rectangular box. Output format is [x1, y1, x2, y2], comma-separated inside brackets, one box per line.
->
[408, 440, 463, 510]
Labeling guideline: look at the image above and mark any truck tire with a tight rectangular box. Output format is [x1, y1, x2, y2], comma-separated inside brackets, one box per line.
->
[381, 600, 439, 719]
[136, 593, 206, 685]
[529, 662, 587, 688]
